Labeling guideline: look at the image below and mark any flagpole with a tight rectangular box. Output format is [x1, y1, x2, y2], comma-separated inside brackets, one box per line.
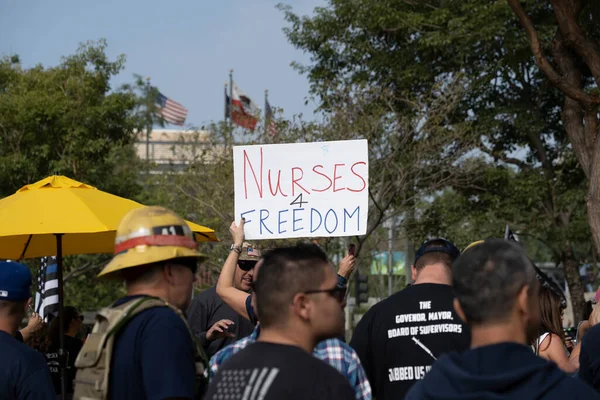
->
[224, 82, 228, 124]
[145, 77, 152, 173]
[264, 89, 268, 139]
[229, 69, 233, 136]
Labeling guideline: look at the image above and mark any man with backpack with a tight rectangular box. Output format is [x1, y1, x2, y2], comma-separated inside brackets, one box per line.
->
[73, 206, 208, 400]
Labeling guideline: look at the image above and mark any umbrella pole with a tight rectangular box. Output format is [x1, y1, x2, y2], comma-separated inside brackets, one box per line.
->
[55, 234, 66, 400]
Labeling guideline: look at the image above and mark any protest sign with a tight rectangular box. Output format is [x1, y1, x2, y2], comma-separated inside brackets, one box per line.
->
[233, 140, 369, 240]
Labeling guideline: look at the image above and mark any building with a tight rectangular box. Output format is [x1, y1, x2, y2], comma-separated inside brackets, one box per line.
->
[134, 129, 223, 172]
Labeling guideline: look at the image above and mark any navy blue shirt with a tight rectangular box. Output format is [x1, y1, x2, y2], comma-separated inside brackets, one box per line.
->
[407, 342, 600, 400]
[579, 323, 600, 390]
[108, 295, 198, 400]
[0, 330, 55, 400]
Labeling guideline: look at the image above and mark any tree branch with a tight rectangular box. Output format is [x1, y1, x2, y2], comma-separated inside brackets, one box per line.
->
[506, 0, 600, 107]
[549, 0, 600, 88]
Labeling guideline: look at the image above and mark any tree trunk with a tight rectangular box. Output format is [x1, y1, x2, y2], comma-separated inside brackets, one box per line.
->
[561, 250, 585, 324]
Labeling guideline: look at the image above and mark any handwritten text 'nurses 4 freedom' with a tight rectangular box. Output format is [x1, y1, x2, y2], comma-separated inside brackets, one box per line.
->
[233, 140, 369, 240]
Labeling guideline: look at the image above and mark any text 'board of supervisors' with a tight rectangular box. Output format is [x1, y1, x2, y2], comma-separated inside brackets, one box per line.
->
[233, 139, 369, 240]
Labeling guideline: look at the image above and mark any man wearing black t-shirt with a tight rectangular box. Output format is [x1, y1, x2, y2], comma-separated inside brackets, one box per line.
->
[406, 239, 600, 399]
[350, 238, 470, 399]
[206, 244, 355, 400]
[187, 244, 257, 358]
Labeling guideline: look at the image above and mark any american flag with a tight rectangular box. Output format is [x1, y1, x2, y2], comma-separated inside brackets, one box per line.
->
[35, 256, 59, 322]
[156, 92, 188, 126]
[265, 100, 277, 136]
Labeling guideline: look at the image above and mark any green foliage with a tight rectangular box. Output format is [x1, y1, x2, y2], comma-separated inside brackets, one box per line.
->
[0, 39, 143, 198]
[0, 40, 147, 311]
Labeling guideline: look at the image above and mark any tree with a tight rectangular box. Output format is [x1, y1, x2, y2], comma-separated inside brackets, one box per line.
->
[0, 40, 146, 311]
[279, 0, 595, 319]
[0, 39, 143, 198]
[506, 0, 600, 270]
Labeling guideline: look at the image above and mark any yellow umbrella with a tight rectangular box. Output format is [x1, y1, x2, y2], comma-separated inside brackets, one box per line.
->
[0, 175, 218, 400]
[0, 175, 218, 260]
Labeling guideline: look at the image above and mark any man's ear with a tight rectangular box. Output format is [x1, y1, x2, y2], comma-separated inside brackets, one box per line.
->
[517, 285, 531, 318]
[411, 265, 418, 282]
[24, 297, 32, 313]
[291, 293, 311, 321]
[453, 298, 467, 323]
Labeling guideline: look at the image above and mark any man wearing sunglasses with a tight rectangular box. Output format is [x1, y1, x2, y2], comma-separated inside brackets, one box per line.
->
[187, 244, 256, 358]
[350, 238, 470, 400]
[206, 244, 356, 400]
[211, 223, 371, 400]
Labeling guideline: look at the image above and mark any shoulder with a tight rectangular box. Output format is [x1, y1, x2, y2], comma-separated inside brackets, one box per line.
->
[4, 337, 49, 373]
[125, 305, 190, 340]
[316, 338, 360, 361]
[583, 324, 600, 348]
[559, 375, 600, 398]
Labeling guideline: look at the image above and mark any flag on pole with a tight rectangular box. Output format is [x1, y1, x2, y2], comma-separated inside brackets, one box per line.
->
[225, 85, 231, 120]
[155, 92, 188, 126]
[265, 100, 277, 136]
[35, 256, 59, 322]
[231, 82, 260, 131]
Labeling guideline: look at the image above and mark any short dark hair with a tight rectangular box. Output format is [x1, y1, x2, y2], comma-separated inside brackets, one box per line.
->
[453, 239, 537, 324]
[0, 299, 26, 317]
[254, 243, 330, 327]
[415, 240, 453, 270]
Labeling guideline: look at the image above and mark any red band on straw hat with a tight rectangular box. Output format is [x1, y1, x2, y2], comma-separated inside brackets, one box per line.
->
[115, 235, 197, 255]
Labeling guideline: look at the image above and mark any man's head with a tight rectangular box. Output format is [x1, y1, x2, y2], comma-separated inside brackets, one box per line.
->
[253, 243, 345, 342]
[121, 257, 198, 310]
[0, 261, 33, 333]
[98, 206, 207, 310]
[235, 243, 261, 292]
[411, 238, 460, 283]
[452, 239, 540, 343]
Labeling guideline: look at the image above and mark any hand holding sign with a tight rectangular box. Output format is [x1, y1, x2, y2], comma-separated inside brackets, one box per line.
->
[233, 140, 369, 240]
[230, 219, 245, 247]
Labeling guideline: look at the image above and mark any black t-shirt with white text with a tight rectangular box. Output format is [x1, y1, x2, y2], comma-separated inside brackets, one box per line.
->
[205, 342, 355, 400]
[350, 283, 470, 399]
[46, 335, 83, 395]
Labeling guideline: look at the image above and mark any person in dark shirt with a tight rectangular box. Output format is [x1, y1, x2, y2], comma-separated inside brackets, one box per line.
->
[46, 306, 84, 398]
[187, 244, 257, 358]
[406, 239, 600, 400]
[206, 243, 355, 400]
[0, 261, 55, 400]
[350, 238, 469, 399]
[80, 206, 208, 400]
[579, 323, 600, 390]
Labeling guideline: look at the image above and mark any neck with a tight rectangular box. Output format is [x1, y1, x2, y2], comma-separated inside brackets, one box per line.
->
[66, 327, 78, 338]
[126, 285, 169, 302]
[0, 318, 19, 336]
[470, 320, 527, 348]
[414, 264, 452, 285]
[258, 323, 316, 353]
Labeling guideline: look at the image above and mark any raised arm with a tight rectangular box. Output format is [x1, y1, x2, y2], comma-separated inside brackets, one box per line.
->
[216, 219, 251, 320]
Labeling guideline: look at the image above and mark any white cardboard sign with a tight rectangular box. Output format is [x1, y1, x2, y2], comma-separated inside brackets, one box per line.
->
[233, 140, 369, 240]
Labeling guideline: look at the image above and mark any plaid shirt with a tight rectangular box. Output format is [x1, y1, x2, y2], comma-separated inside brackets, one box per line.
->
[209, 326, 372, 400]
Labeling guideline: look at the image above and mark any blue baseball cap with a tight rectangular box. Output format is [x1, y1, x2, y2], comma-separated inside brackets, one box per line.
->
[0, 261, 32, 301]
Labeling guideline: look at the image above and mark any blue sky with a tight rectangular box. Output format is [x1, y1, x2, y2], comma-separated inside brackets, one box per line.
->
[0, 0, 325, 128]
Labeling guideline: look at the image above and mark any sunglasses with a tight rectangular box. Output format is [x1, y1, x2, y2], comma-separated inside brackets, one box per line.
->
[77, 315, 84, 321]
[304, 286, 347, 303]
[238, 261, 257, 272]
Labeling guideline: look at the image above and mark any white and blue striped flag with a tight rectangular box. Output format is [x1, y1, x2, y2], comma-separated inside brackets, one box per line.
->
[35, 256, 59, 322]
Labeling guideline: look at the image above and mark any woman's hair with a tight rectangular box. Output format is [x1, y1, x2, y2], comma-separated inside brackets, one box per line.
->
[25, 324, 51, 353]
[48, 306, 80, 344]
[535, 285, 566, 353]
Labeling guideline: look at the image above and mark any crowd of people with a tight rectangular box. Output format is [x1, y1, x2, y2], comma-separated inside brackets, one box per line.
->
[3, 205, 600, 399]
